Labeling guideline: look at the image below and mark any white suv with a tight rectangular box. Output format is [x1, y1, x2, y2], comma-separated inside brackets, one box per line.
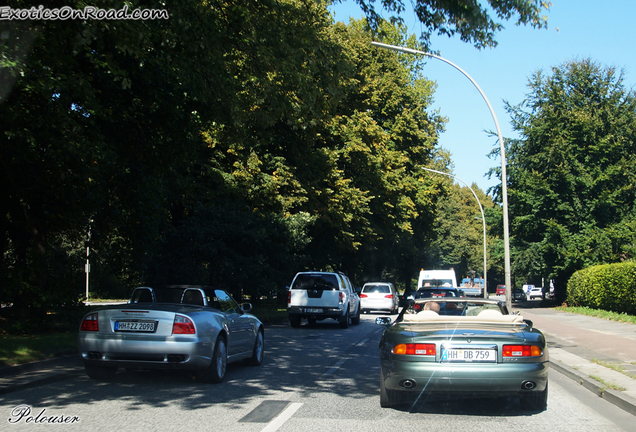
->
[359, 282, 398, 314]
[529, 287, 543, 300]
[287, 272, 361, 328]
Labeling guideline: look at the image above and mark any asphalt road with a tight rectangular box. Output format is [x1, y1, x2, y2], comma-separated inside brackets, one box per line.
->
[1, 313, 634, 431]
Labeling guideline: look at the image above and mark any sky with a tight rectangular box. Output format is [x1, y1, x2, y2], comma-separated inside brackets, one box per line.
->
[329, 0, 636, 193]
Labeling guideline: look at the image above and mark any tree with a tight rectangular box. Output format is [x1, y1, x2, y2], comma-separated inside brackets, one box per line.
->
[504, 59, 636, 300]
[337, 0, 550, 50]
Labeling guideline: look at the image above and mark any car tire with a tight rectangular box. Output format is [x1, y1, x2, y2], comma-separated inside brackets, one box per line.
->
[289, 314, 301, 328]
[523, 382, 548, 412]
[245, 328, 264, 366]
[351, 305, 361, 325]
[339, 308, 350, 329]
[380, 374, 406, 408]
[199, 335, 227, 383]
[380, 375, 392, 407]
[84, 362, 117, 380]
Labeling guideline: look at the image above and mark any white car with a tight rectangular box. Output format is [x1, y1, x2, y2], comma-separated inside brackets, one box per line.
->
[360, 282, 399, 314]
[529, 287, 543, 300]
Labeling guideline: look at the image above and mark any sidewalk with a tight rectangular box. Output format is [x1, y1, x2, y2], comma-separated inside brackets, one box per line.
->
[516, 303, 636, 416]
[1, 303, 636, 416]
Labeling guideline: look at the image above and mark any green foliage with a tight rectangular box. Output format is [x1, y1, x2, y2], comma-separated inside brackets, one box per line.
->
[344, 0, 550, 50]
[567, 262, 636, 314]
[1, 0, 540, 310]
[505, 59, 636, 298]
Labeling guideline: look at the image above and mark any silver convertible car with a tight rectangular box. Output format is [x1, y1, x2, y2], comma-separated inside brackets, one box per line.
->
[376, 298, 549, 411]
[78, 286, 264, 383]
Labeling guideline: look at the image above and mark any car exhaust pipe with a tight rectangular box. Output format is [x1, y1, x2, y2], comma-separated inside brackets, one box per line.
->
[522, 381, 536, 390]
[86, 351, 102, 360]
[400, 379, 417, 389]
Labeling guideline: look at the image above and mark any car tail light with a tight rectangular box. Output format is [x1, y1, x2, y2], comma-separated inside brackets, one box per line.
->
[503, 345, 542, 357]
[393, 343, 436, 356]
[288, 291, 291, 304]
[172, 315, 196, 334]
[80, 313, 99, 331]
[359, 294, 368, 298]
[339, 291, 345, 304]
[385, 294, 393, 299]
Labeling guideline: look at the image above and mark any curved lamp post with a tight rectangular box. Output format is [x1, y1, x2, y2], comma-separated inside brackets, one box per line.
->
[371, 41, 511, 310]
[422, 167, 487, 298]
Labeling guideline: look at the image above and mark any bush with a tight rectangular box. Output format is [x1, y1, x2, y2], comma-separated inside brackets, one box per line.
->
[567, 262, 636, 314]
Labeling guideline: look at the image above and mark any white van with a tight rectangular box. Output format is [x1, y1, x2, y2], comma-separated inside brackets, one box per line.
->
[418, 269, 457, 288]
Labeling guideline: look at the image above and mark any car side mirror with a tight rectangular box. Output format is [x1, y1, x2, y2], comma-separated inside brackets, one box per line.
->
[376, 317, 392, 326]
[241, 302, 253, 313]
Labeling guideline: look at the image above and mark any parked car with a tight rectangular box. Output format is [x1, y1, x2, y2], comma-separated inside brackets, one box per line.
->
[529, 287, 544, 300]
[287, 271, 361, 328]
[78, 286, 264, 383]
[496, 285, 506, 295]
[360, 282, 399, 314]
[512, 288, 527, 302]
[376, 298, 549, 411]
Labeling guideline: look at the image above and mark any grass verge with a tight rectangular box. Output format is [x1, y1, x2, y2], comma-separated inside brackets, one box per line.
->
[555, 306, 636, 325]
[0, 332, 78, 367]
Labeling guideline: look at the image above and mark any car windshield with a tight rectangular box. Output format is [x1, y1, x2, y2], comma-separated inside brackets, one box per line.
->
[415, 289, 459, 298]
[411, 300, 505, 316]
[292, 274, 339, 291]
[363, 284, 390, 294]
[420, 279, 453, 288]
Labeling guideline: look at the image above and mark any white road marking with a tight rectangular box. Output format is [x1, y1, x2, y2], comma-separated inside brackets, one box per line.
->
[260, 402, 303, 432]
[356, 338, 369, 346]
[324, 357, 348, 376]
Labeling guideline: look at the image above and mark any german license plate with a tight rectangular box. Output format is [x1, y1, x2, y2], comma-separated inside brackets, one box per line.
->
[114, 320, 157, 332]
[306, 308, 322, 313]
[441, 348, 496, 362]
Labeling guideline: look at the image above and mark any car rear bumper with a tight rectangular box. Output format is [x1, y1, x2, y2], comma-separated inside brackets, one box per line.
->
[360, 298, 394, 311]
[78, 332, 213, 370]
[381, 359, 549, 395]
[287, 306, 344, 319]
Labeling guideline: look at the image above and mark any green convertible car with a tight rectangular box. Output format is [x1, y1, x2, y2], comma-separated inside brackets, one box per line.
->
[376, 298, 549, 411]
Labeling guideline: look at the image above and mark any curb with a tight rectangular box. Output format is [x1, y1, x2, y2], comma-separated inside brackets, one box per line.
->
[550, 359, 636, 416]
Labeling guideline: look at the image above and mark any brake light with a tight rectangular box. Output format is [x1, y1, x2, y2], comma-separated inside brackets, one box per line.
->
[393, 343, 436, 356]
[80, 313, 99, 331]
[172, 315, 196, 334]
[359, 294, 368, 298]
[385, 294, 393, 299]
[288, 291, 291, 304]
[503, 345, 542, 357]
[339, 291, 345, 304]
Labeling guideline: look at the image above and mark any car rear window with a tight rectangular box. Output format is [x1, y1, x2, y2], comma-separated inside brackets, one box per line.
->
[292, 274, 339, 290]
[362, 284, 390, 294]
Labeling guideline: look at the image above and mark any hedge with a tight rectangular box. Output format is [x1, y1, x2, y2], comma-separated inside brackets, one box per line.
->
[567, 262, 636, 314]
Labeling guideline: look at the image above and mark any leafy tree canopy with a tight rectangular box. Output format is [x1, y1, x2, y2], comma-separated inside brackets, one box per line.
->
[335, 0, 550, 49]
[505, 59, 636, 297]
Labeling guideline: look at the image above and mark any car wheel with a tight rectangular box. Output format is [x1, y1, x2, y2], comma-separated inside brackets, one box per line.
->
[246, 328, 264, 366]
[289, 314, 301, 328]
[84, 362, 117, 380]
[380, 374, 406, 408]
[523, 382, 548, 412]
[380, 375, 392, 407]
[199, 335, 227, 383]
[351, 305, 361, 325]
[339, 308, 350, 329]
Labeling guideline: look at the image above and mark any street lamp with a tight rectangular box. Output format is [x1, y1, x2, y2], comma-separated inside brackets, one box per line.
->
[421, 167, 487, 298]
[371, 41, 511, 310]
